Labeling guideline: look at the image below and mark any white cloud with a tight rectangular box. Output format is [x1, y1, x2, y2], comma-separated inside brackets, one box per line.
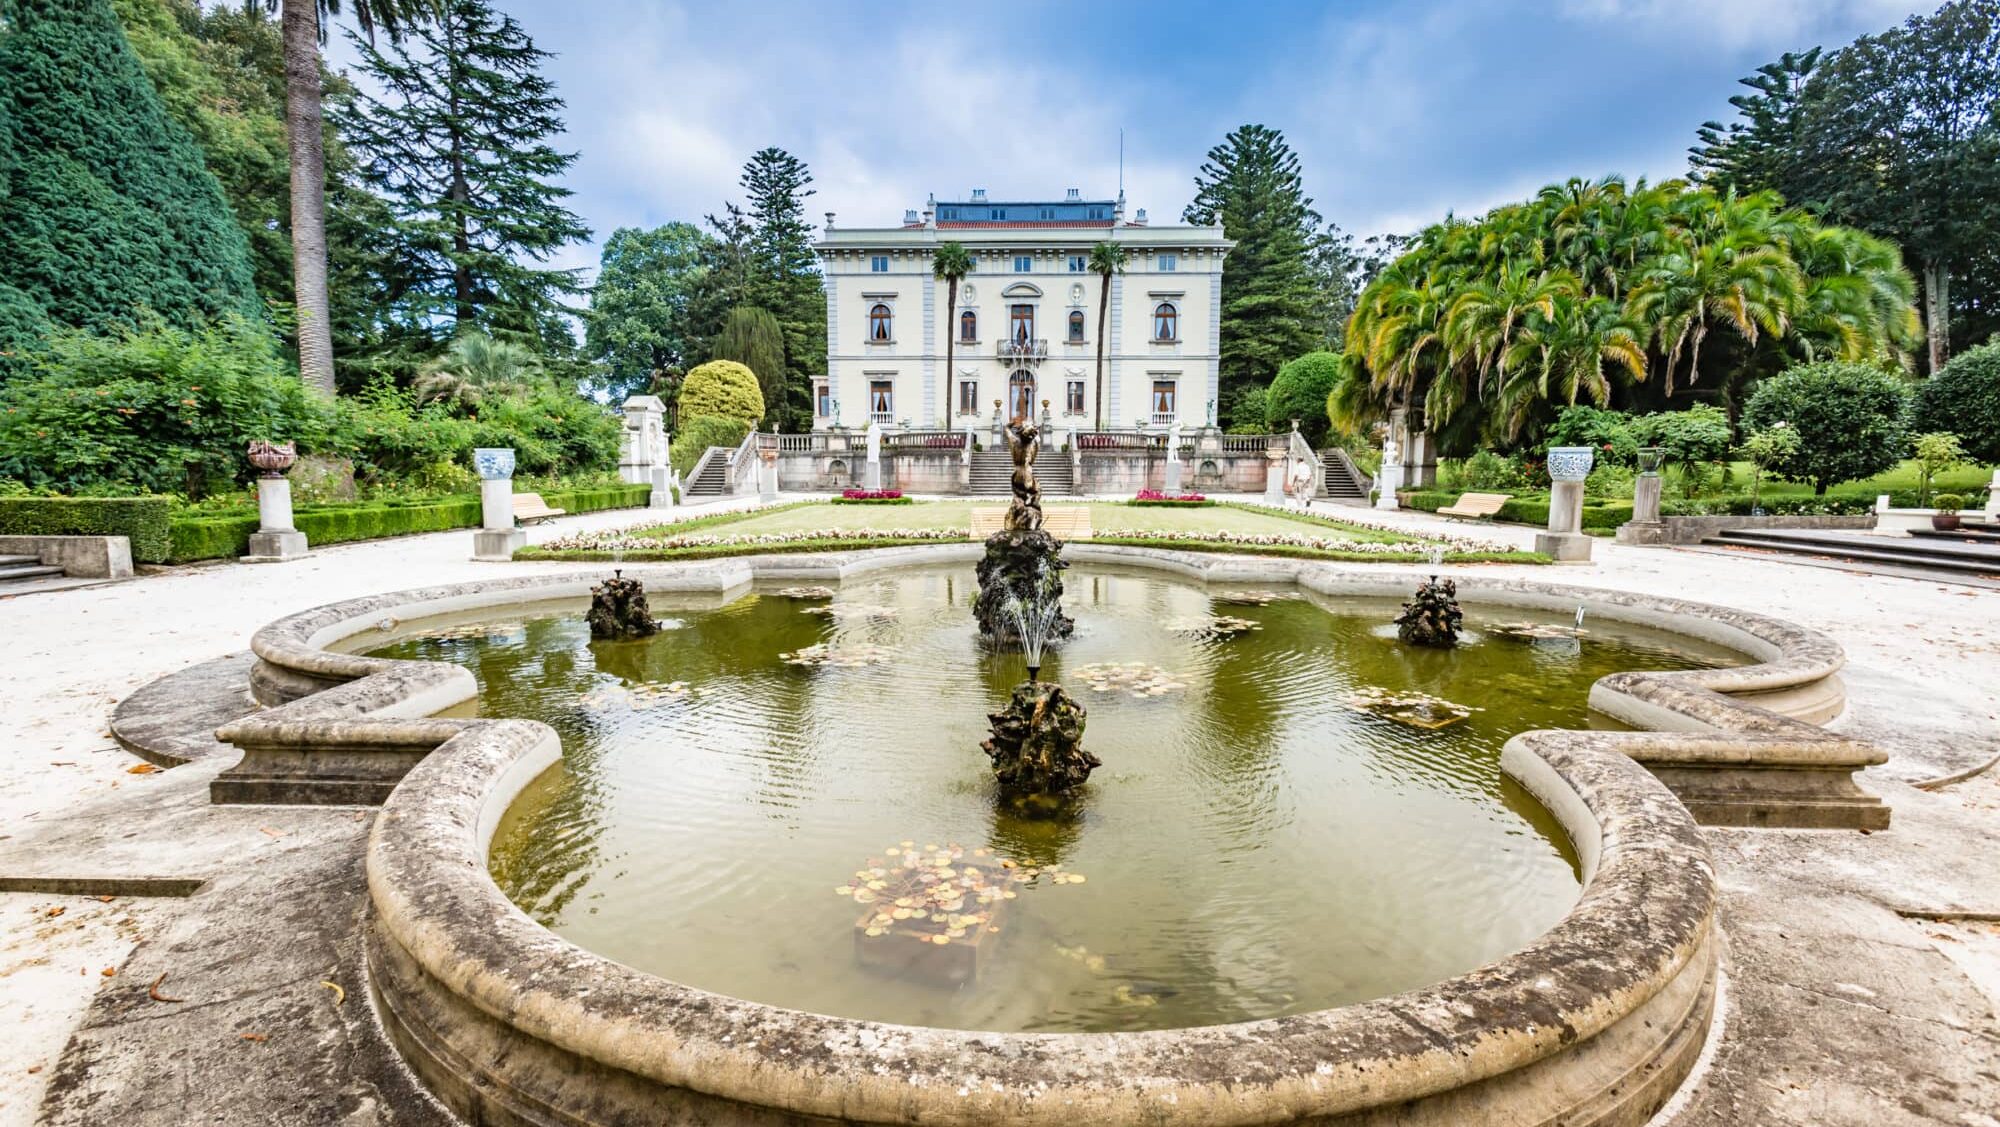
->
[1558, 0, 1926, 50]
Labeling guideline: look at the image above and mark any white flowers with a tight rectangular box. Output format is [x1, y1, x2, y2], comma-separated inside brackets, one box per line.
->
[1100, 529, 1512, 556]
[540, 527, 964, 553]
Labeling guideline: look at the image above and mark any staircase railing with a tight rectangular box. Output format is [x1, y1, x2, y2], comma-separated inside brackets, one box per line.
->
[1319, 446, 1374, 499]
[725, 428, 760, 493]
[685, 446, 724, 491]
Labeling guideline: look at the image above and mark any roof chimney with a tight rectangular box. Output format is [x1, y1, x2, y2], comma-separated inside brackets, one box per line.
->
[1066, 187, 1080, 200]
[824, 211, 836, 231]
[921, 207, 935, 228]
[1133, 208, 1148, 226]
[903, 209, 920, 226]
[971, 188, 987, 202]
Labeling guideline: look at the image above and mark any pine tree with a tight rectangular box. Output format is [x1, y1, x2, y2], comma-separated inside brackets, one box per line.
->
[1182, 124, 1323, 424]
[0, 0, 258, 359]
[339, 0, 589, 352]
[739, 148, 825, 432]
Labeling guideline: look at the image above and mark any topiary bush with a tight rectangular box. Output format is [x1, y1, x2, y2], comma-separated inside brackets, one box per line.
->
[1265, 351, 1341, 447]
[1741, 362, 1911, 494]
[670, 414, 752, 479]
[678, 360, 764, 426]
[1913, 341, 2000, 465]
[0, 496, 173, 562]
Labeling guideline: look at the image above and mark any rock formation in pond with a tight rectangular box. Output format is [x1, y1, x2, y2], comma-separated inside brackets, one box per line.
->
[982, 680, 1097, 796]
[973, 418, 1074, 647]
[1394, 576, 1463, 647]
[587, 572, 660, 640]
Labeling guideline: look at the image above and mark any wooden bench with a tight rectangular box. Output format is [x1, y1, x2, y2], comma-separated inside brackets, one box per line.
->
[1435, 492, 1512, 520]
[970, 506, 1092, 540]
[512, 492, 566, 525]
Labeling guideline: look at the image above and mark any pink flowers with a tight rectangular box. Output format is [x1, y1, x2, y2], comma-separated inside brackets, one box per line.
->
[841, 489, 903, 500]
[1135, 490, 1207, 503]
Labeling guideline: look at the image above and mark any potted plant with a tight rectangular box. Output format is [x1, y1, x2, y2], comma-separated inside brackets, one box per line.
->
[1933, 494, 1965, 531]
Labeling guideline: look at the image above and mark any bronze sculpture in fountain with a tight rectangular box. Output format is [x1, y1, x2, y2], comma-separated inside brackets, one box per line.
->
[587, 569, 661, 640]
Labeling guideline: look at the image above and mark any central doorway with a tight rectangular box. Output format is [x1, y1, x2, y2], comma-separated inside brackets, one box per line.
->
[1009, 370, 1036, 421]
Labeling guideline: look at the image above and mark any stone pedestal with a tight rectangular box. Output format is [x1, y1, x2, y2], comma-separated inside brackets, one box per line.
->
[1373, 460, 1404, 510]
[1536, 478, 1593, 562]
[1986, 469, 2000, 522]
[480, 477, 513, 530]
[1164, 460, 1184, 493]
[758, 454, 779, 502]
[1618, 474, 1667, 546]
[244, 478, 308, 563]
[1264, 454, 1286, 504]
[472, 449, 524, 561]
[473, 527, 525, 560]
[619, 395, 672, 508]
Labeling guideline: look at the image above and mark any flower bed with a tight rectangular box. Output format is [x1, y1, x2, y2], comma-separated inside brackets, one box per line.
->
[526, 525, 966, 560]
[834, 490, 911, 505]
[1094, 528, 1518, 558]
[1131, 490, 1209, 506]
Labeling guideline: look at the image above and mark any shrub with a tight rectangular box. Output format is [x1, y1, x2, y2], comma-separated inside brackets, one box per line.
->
[1225, 386, 1268, 434]
[1935, 493, 1966, 513]
[1583, 463, 1636, 500]
[679, 360, 764, 426]
[1912, 341, 2000, 464]
[1742, 362, 1911, 494]
[330, 380, 475, 484]
[1265, 351, 1340, 447]
[1628, 405, 1732, 487]
[670, 414, 751, 479]
[1910, 431, 1966, 506]
[467, 389, 620, 478]
[0, 496, 173, 562]
[1454, 450, 1531, 491]
[1546, 406, 1637, 466]
[0, 316, 333, 497]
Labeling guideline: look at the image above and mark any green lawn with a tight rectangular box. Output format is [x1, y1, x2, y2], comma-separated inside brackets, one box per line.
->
[681, 500, 1406, 542]
[1721, 459, 1991, 498]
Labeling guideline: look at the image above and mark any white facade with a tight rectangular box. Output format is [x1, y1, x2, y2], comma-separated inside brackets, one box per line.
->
[812, 191, 1232, 433]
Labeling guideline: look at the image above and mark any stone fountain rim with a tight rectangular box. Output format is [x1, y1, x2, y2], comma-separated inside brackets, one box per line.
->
[226, 544, 1851, 1123]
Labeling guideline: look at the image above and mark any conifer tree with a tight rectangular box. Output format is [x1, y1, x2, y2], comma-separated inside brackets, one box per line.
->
[739, 147, 825, 432]
[340, 0, 588, 352]
[0, 0, 258, 358]
[1183, 124, 1323, 424]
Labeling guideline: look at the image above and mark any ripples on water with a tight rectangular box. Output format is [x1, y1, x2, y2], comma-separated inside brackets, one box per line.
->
[362, 565, 1741, 1033]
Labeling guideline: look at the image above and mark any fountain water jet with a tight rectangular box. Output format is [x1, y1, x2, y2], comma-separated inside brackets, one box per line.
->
[972, 418, 1074, 647]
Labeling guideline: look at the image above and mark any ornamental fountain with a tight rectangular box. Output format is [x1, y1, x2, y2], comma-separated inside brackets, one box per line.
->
[586, 569, 660, 640]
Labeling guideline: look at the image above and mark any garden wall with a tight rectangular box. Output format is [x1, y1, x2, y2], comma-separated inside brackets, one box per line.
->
[1618, 514, 1876, 546]
[0, 497, 173, 563]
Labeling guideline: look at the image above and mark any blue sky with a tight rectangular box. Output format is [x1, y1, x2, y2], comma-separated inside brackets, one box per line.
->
[328, 0, 1930, 282]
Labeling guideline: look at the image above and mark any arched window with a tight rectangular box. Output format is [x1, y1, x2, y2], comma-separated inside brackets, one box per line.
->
[869, 303, 892, 342]
[959, 309, 977, 342]
[1152, 302, 1178, 342]
[1068, 310, 1085, 343]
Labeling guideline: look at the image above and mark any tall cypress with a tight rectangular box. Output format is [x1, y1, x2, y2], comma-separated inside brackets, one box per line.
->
[339, 0, 588, 351]
[1183, 124, 1322, 424]
[0, 0, 258, 357]
[740, 147, 825, 432]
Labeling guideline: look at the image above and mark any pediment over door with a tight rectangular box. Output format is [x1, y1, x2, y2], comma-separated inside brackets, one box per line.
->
[1000, 282, 1044, 299]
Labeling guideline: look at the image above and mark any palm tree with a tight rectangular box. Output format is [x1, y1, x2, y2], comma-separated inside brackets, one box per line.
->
[1494, 295, 1647, 438]
[931, 241, 973, 427]
[413, 331, 545, 412]
[1087, 241, 1127, 430]
[255, 0, 437, 396]
[1626, 240, 1799, 395]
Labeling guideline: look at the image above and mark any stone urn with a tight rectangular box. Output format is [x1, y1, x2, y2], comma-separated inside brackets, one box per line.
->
[1546, 446, 1596, 482]
[246, 440, 297, 478]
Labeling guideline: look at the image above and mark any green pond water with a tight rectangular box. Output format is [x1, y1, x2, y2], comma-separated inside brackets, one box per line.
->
[360, 564, 1742, 1033]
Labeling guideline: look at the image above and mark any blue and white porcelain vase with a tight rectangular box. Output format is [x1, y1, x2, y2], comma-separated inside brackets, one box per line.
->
[1546, 446, 1596, 482]
[473, 447, 516, 481]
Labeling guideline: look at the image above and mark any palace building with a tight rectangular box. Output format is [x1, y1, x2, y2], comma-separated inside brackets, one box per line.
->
[812, 188, 1232, 433]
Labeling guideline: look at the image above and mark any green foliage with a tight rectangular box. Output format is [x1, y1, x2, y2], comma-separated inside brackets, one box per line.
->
[465, 389, 619, 478]
[712, 306, 787, 416]
[413, 331, 545, 411]
[1629, 404, 1734, 475]
[1334, 179, 1920, 452]
[1264, 351, 1341, 446]
[0, 496, 173, 562]
[679, 360, 764, 426]
[338, 0, 589, 348]
[0, 0, 258, 356]
[585, 222, 714, 401]
[1226, 386, 1269, 435]
[1449, 450, 1532, 492]
[1738, 422, 1804, 507]
[1911, 430, 1968, 504]
[165, 482, 650, 561]
[1913, 340, 2000, 462]
[328, 381, 475, 482]
[1402, 490, 1632, 531]
[1935, 492, 1968, 512]
[0, 317, 331, 496]
[1546, 405, 1638, 465]
[1694, 3, 2000, 364]
[1583, 463, 1636, 500]
[1741, 362, 1912, 493]
[670, 414, 751, 478]
[1183, 124, 1324, 404]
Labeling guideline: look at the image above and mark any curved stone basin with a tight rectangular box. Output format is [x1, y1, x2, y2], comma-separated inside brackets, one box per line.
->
[214, 545, 1885, 1125]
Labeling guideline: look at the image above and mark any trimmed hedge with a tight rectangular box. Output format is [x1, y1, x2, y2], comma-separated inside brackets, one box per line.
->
[1401, 491, 1632, 531]
[0, 496, 173, 562]
[166, 483, 652, 562]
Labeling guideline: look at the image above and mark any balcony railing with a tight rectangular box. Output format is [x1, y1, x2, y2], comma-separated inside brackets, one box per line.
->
[996, 338, 1048, 364]
[1150, 411, 1178, 425]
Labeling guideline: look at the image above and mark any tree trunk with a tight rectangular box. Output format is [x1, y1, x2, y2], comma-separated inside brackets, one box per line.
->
[282, 2, 336, 396]
[1922, 258, 1950, 374]
[1094, 277, 1109, 430]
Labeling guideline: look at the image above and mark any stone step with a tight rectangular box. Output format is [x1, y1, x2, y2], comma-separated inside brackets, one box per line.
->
[0, 563, 65, 583]
[0, 554, 40, 567]
[1703, 530, 2000, 576]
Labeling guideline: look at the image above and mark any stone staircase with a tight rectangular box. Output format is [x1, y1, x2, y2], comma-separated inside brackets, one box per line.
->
[1320, 449, 1370, 505]
[970, 449, 1071, 496]
[1701, 527, 2000, 579]
[0, 553, 64, 589]
[685, 449, 733, 498]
